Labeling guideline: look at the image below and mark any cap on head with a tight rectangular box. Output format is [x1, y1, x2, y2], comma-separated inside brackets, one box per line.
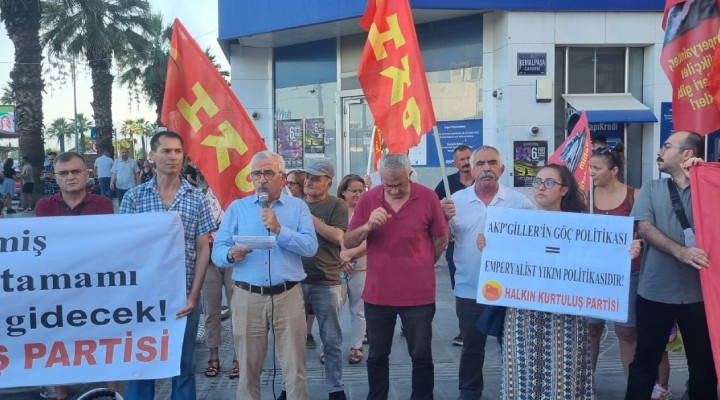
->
[304, 159, 335, 179]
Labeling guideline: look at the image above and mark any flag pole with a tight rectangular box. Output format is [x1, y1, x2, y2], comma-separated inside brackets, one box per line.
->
[366, 126, 376, 176]
[589, 175, 594, 213]
[433, 125, 451, 197]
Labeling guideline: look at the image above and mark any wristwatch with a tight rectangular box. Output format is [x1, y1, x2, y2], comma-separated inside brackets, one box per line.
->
[227, 249, 236, 263]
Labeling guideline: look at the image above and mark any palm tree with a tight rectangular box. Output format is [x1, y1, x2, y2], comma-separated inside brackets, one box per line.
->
[71, 113, 91, 153]
[119, 118, 145, 158]
[1, 81, 15, 105]
[46, 117, 72, 152]
[118, 16, 230, 124]
[1, 0, 46, 198]
[42, 0, 153, 157]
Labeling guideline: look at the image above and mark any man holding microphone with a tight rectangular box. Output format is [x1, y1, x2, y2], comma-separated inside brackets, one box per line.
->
[212, 150, 318, 400]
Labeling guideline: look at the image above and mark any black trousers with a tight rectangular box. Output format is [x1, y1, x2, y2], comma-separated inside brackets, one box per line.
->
[625, 296, 717, 400]
[456, 297, 487, 400]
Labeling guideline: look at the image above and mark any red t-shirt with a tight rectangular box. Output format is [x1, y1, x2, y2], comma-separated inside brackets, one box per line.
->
[35, 193, 114, 216]
[348, 183, 448, 306]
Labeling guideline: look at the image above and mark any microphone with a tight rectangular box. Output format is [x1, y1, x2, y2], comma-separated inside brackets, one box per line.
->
[258, 191, 269, 209]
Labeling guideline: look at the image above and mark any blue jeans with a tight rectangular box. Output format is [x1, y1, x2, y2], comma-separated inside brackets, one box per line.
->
[126, 306, 201, 400]
[302, 283, 344, 393]
[99, 177, 112, 199]
[116, 188, 128, 206]
[456, 297, 487, 400]
[365, 302, 435, 400]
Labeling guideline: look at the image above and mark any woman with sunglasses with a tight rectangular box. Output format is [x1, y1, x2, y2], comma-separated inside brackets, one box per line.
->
[480, 164, 594, 399]
[586, 143, 646, 382]
[337, 174, 369, 364]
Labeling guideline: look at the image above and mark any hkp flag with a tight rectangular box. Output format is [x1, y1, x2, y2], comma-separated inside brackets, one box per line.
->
[549, 111, 593, 192]
[162, 19, 267, 208]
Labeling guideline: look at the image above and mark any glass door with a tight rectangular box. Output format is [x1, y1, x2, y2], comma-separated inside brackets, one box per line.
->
[342, 96, 374, 177]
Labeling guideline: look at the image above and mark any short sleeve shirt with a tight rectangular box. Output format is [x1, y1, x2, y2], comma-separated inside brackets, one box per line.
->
[631, 178, 701, 304]
[302, 196, 348, 285]
[349, 183, 448, 306]
[111, 158, 139, 190]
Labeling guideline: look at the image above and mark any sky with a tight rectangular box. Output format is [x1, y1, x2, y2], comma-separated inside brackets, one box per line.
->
[0, 0, 229, 149]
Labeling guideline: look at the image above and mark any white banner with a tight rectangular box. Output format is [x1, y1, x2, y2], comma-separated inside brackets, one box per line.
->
[0, 213, 187, 388]
[477, 207, 634, 322]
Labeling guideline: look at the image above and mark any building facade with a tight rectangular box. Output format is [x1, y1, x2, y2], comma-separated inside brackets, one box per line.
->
[217, 0, 713, 191]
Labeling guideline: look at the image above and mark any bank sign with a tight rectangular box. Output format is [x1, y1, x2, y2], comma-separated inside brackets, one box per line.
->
[517, 53, 546, 75]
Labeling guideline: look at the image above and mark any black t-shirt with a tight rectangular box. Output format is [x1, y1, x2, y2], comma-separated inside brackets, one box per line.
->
[3, 165, 16, 180]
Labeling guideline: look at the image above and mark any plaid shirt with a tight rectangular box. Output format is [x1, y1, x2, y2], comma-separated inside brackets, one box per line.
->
[120, 177, 214, 291]
[42, 164, 60, 196]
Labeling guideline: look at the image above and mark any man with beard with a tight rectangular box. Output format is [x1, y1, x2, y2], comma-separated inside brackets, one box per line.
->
[625, 131, 717, 399]
[434, 145, 474, 346]
[441, 146, 533, 400]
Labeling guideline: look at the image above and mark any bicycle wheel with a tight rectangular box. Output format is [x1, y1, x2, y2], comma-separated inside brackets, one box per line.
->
[75, 388, 123, 400]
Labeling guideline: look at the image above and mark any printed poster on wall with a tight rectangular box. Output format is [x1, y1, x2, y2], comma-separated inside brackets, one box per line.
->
[409, 119, 482, 167]
[477, 207, 634, 322]
[513, 141, 547, 188]
[276, 119, 304, 169]
[304, 118, 325, 154]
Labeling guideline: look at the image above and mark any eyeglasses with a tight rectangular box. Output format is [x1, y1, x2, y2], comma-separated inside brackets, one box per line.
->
[660, 143, 686, 152]
[532, 178, 564, 189]
[55, 169, 85, 177]
[344, 188, 365, 194]
[382, 180, 408, 191]
[250, 170, 280, 180]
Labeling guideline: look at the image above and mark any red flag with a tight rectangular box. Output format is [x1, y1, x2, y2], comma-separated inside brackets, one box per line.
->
[161, 19, 267, 209]
[690, 162, 720, 380]
[372, 126, 383, 171]
[548, 111, 592, 192]
[661, 0, 720, 135]
[357, 0, 436, 154]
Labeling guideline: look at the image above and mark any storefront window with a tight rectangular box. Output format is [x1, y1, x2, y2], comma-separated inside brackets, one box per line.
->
[274, 39, 337, 173]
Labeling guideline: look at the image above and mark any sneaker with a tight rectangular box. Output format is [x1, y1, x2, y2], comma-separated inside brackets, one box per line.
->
[39, 386, 57, 399]
[651, 384, 672, 400]
[6, 209, 16, 214]
[276, 391, 287, 400]
[328, 390, 347, 400]
[220, 306, 231, 320]
[452, 333, 464, 347]
[306, 333, 317, 349]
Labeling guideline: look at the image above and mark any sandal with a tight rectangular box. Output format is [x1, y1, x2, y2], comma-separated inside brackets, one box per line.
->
[320, 352, 325, 364]
[229, 359, 239, 379]
[205, 359, 219, 377]
[348, 347, 363, 364]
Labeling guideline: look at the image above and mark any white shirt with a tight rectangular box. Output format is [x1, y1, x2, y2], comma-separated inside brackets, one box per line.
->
[95, 155, 114, 178]
[449, 184, 534, 299]
[111, 158, 139, 190]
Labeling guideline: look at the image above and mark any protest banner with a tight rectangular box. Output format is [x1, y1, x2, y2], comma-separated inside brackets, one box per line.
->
[477, 207, 634, 322]
[0, 213, 187, 388]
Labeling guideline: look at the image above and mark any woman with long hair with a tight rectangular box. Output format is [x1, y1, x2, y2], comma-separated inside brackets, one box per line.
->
[586, 143, 641, 377]
[337, 174, 368, 363]
[3, 158, 17, 213]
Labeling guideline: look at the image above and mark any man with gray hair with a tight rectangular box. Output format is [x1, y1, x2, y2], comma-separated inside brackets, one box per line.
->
[212, 150, 318, 400]
[345, 153, 449, 400]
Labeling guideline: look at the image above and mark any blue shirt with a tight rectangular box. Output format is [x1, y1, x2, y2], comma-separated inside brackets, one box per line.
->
[120, 177, 215, 291]
[211, 192, 318, 286]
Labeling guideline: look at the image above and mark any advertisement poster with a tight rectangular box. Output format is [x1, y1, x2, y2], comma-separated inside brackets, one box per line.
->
[0, 213, 187, 388]
[0, 105, 15, 133]
[410, 119, 482, 167]
[304, 117, 325, 154]
[477, 207, 634, 322]
[276, 119, 304, 169]
[513, 141, 547, 187]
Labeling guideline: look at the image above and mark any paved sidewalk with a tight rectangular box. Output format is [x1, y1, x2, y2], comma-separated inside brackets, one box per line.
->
[2, 207, 691, 399]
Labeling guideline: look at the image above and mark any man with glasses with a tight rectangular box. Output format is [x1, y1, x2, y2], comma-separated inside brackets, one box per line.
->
[121, 131, 214, 400]
[34, 151, 118, 400]
[299, 159, 348, 400]
[212, 150, 318, 400]
[345, 153, 448, 400]
[441, 146, 533, 400]
[625, 131, 717, 399]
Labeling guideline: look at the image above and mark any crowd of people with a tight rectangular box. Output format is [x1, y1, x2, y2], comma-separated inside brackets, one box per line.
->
[2, 128, 717, 400]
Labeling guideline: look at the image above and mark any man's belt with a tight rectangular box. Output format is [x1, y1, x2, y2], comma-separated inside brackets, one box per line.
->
[234, 280, 298, 295]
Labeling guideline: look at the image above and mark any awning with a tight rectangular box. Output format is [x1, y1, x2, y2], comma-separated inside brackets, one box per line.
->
[562, 93, 658, 123]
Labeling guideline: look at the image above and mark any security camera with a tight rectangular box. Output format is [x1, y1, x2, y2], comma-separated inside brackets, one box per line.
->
[491, 89, 503, 100]
[251, 112, 260, 120]
[530, 126, 540, 136]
